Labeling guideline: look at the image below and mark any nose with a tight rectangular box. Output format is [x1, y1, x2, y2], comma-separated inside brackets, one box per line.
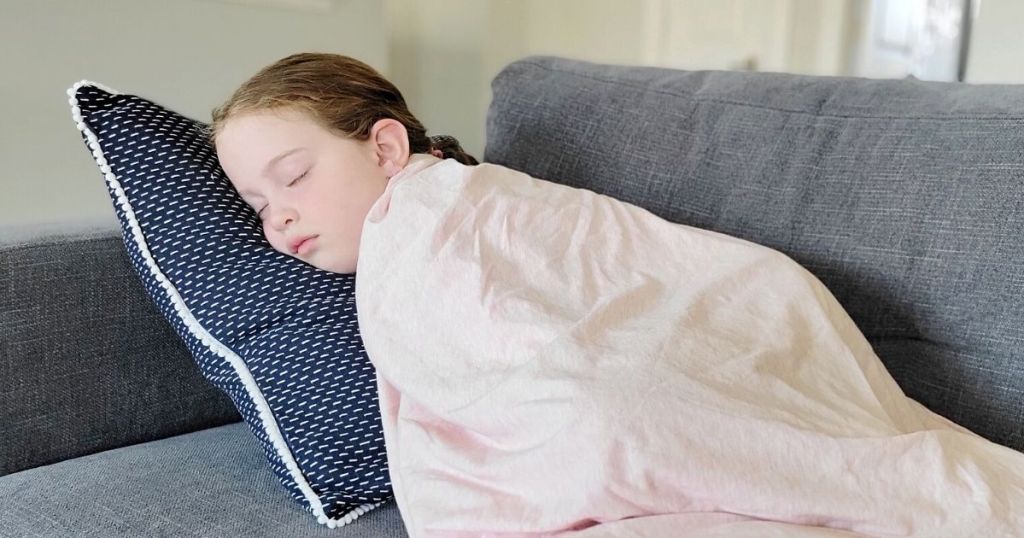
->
[267, 206, 297, 232]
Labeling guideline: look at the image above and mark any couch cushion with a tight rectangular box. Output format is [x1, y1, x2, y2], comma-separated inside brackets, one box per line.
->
[484, 56, 1024, 452]
[0, 422, 407, 537]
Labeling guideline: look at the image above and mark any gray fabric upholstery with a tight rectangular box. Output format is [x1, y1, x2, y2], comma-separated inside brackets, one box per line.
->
[0, 218, 240, 476]
[485, 56, 1024, 452]
[0, 422, 406, 537]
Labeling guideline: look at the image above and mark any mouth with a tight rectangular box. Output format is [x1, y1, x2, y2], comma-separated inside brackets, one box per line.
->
[290, 235, 317, 255]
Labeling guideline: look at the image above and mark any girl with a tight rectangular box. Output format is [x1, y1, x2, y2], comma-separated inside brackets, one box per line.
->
[209, 52, 1024, 537]
[210, 52, 477, 273]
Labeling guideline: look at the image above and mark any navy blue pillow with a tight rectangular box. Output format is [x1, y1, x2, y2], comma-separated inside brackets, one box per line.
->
[66, 81, 392, 528]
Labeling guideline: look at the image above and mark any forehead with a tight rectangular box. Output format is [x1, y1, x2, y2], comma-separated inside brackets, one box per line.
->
[215, 108, 322, 189]
[216, 108, 319, 156]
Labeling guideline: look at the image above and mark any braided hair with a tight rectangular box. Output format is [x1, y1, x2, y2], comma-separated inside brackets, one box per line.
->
[428, 134, 478, 165]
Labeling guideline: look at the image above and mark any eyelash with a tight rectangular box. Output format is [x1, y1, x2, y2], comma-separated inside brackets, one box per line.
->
[257, 170, 308, 218]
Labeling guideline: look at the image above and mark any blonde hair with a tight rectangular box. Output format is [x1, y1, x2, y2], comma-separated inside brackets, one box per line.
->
[208, 52, 478, 165]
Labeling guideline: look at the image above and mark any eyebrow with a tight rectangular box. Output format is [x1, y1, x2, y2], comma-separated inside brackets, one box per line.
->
[238, 147, 303, 196]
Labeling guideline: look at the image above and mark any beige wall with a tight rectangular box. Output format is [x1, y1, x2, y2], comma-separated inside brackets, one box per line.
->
[384, 1, 491, 163]
[0, 0, 387, 228]
[966, 0, 1024, 83]
[785, 0, 858, 76]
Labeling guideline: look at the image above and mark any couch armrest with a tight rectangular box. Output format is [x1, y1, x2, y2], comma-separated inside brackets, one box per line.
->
[0, 217, 240, 476]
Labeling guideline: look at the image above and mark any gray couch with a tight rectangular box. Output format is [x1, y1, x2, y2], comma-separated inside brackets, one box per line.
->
[2, 56, 1022, 536]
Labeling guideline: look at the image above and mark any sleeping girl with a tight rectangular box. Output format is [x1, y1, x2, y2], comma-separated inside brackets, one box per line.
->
[210, 52, 1024, 538]
[211, 53, 477, 275]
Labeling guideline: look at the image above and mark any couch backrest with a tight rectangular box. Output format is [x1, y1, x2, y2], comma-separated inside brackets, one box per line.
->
[0, 219, 240, 475]
[484, 56, 1024, 452]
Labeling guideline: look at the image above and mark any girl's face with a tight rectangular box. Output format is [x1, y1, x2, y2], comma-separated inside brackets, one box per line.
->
[215, 108, 407, 274]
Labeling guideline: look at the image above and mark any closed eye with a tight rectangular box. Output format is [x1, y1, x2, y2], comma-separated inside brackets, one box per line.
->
[256, 170, 308, 218]
[289, 170, 309, 186]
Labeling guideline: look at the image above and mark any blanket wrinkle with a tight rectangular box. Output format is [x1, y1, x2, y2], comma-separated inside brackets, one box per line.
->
[356, 155, 1024, 537]
[563, 272, 665, 347]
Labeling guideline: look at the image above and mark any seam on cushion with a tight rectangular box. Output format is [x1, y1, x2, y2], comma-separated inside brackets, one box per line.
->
[504, 58, 1024, 122]
[0, 235, 121, 254]
[66, 80, 384, 529]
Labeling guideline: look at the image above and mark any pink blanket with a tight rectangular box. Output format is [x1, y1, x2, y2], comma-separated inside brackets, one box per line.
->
[355, 154, 1024, 537]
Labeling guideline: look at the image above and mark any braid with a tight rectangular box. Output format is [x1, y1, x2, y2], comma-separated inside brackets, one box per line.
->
[428, 134, 479, 165]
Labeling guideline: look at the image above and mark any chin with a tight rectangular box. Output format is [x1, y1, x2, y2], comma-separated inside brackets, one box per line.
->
[285, 245, 355, 274]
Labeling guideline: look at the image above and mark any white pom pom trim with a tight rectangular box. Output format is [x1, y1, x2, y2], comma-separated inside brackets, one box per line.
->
[66, 80, 385, 528]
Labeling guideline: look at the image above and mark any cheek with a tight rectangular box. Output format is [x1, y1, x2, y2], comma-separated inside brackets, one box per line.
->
[263, 227, 286, 252]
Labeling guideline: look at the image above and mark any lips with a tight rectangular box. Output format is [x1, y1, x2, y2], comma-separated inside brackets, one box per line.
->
[289, 235, 317, 255]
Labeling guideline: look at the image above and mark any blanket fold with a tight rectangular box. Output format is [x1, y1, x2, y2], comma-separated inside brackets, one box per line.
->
[355, 154, 1024, 537]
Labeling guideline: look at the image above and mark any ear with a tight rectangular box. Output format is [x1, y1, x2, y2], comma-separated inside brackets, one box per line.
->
[369, 118, 411, 172]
